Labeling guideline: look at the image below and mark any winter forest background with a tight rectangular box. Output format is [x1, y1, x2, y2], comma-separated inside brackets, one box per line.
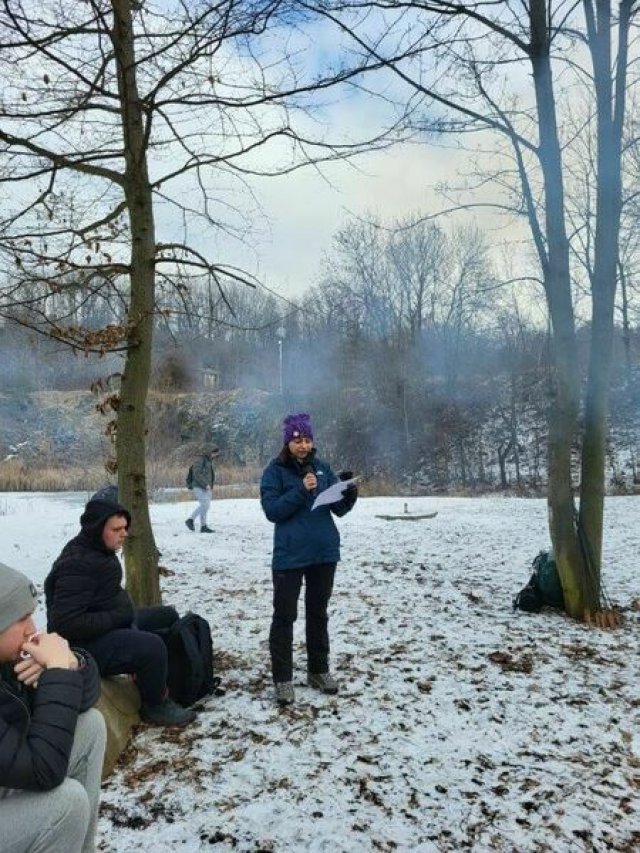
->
[1, 2, 640, 613]
[1, 213, 640, 494]
[0, 8, 640, 847]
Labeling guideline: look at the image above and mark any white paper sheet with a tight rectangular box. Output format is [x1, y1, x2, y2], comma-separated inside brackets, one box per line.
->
[311, 477, 359, 511]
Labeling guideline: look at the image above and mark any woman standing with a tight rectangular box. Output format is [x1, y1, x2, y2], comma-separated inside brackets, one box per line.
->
[260, 413, 357, 705]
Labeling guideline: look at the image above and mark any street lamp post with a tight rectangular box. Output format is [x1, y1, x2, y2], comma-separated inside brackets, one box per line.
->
[277, 326, 286, 394]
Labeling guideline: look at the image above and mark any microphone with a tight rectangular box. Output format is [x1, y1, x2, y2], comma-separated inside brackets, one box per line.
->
[301, 463, 316, 496]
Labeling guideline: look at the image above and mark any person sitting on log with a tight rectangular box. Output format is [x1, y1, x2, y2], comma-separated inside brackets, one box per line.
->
[45, 498, 195, 728]
[0, 562, 106, 853]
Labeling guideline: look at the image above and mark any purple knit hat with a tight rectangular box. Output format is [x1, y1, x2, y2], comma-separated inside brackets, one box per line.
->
[282, 412, 314, 444]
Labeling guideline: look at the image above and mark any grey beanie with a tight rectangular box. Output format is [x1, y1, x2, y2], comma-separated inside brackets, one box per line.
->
[0, 562, 38, 633]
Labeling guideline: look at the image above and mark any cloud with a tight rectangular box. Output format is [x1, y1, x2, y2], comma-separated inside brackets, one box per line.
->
[230, 139, 470, 296]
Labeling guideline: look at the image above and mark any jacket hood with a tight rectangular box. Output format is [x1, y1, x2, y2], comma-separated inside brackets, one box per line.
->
[79, 498, 131, 550]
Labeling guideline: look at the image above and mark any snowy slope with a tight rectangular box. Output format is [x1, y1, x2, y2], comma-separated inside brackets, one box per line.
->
[0, 493, 638, 852]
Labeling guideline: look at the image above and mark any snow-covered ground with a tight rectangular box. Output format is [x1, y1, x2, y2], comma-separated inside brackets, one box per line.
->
[1, 492, 638, 852]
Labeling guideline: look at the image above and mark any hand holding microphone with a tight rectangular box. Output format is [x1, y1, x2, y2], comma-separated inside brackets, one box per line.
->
[302, 463, 317, 493]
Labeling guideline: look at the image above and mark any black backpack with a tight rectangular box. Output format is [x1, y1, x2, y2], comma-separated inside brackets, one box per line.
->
[513, 550, 565, 613]
[531, 550, 565, 609]
[161, 612, 221, 706]
[512, 575, 543, 612]
[185, 465, 194, 489]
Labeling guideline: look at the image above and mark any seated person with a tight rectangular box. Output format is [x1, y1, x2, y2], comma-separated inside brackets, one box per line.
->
[0, 562, 106, 853]
[45, 497, 195, 728]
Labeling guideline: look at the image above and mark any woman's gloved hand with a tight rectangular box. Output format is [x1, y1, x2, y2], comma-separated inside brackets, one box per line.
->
[338, 470, 358, 499]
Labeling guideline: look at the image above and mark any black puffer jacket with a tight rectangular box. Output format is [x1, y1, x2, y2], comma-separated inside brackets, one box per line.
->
[45, 498, 134, 642]
[0, 653, 100, 791]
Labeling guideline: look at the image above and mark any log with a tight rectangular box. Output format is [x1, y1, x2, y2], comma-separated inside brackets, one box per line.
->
[95, 676, 141, 779]
[375, 511, 438, 521]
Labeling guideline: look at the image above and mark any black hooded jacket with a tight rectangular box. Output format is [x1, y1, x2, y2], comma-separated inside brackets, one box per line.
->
[0, 654, 100, 791]
[45, 498, 134, 642]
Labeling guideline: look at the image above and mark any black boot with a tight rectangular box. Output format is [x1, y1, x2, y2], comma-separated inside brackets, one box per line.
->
[200, 525, 214, 533]
[140, 697, 196, 727]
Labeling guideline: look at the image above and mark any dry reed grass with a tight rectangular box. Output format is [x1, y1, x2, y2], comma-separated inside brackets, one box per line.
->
[0, 458, 263, 496]
[359, 475, 403, 497]
[0, 459, 109, 492]
[0, 457, 393, 499]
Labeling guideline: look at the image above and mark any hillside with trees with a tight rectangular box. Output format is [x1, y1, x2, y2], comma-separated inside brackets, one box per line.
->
[1, 271, 638, 495]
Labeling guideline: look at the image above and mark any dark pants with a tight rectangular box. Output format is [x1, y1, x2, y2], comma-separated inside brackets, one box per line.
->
[269, 563, 336, 683]
[81, 606, 178, 706]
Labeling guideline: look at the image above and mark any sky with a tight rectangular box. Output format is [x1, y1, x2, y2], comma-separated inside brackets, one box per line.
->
[1, 491, 638, 852]
[159, 108, 480, 304]
[202, 8, 536, 305]
[242, 140, 470, 296]
[0, 0, 541, 316]
[151, 6, 526, 306]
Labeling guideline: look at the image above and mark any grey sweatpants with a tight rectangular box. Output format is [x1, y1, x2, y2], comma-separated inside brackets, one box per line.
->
[189, 485, 211, 526]
[0, 708, 106, 853]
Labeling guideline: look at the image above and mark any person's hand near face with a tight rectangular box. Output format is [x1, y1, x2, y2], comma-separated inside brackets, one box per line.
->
[0, 612, 77, 687]
[22, 631, 77, 668]
[302, 472, 317, 491]
[288, 436, 316, 490]
[13, 653, 45, 686]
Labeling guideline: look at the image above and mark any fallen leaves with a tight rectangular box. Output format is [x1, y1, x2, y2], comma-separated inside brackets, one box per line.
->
[95, 496, 640, 852]
[487, 650, 534, 673]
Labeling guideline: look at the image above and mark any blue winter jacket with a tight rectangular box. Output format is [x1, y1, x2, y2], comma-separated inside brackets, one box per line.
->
[260, 449, 357, 570]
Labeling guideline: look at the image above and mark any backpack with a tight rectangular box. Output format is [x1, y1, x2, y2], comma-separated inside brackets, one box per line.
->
[186, 465, 194, 489]
[513, 550, 565, 613]
[532, 550, 565, 609]
[160, 612, 221, 706]
[512, 575, 543, 612]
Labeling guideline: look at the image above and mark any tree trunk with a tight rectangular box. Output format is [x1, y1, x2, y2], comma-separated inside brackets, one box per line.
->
[477, 435, 486, 484]
[618, 264, 637, 480]
[577, 0, 628, 607]
[529, 1, 587, 617]
[112, 0, 161, 605]
[498, 441, 511, 489]
[509, 375, 521, 486]
[458, 436, 467, 487]
[533, 429, 541, 488]
[528, 0, 631, 617]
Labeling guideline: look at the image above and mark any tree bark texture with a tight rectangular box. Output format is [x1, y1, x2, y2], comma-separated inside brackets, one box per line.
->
[112, 0, 161, 605]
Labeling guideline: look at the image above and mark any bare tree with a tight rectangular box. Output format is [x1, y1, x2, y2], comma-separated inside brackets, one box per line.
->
[307, 0, 638, 618]
[0, 0, 394, 603]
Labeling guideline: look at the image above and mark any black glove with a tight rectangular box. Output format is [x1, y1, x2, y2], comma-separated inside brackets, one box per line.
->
[338, 471, 357, 499]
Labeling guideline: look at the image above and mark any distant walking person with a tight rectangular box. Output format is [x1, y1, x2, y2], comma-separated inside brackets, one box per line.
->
[260, 413, 357, 706]
[185, 448, 219, 534]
